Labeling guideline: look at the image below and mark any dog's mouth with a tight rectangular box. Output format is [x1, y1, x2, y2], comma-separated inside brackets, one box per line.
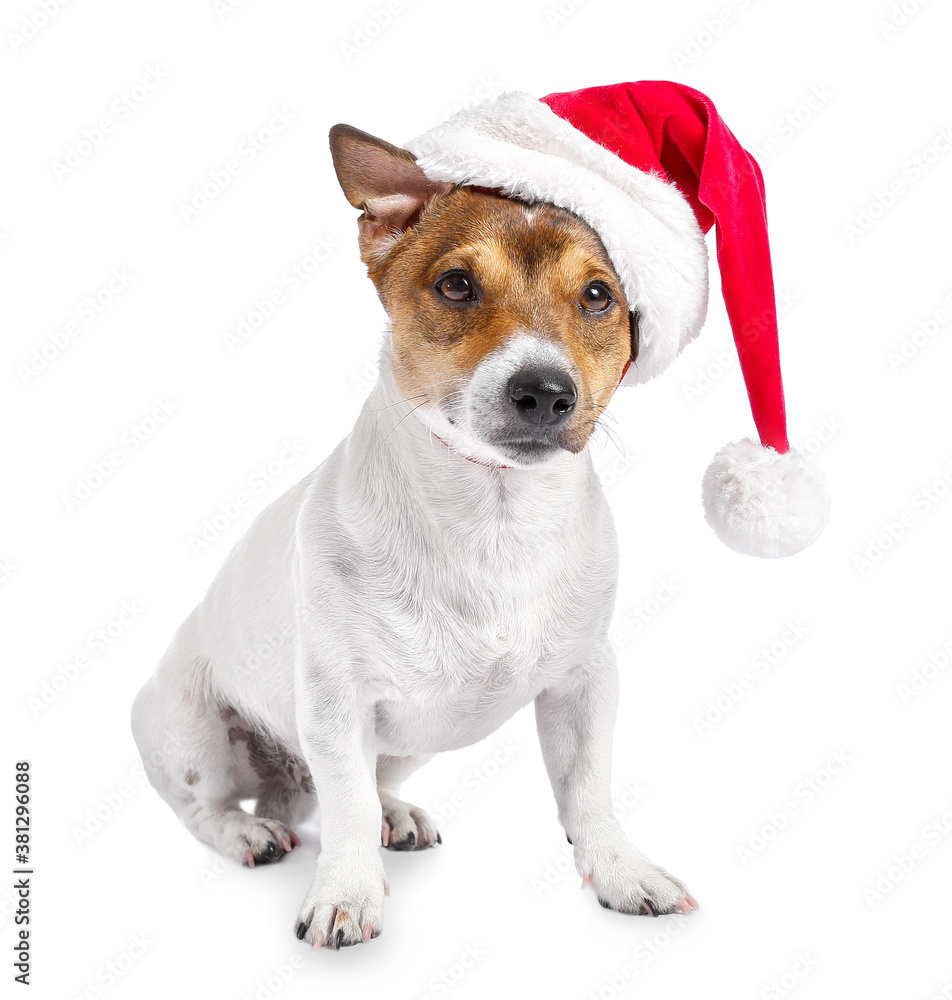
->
[485, 434, 569, 464]
[439, 398, 580, 467]
[449, 423, 575, 467]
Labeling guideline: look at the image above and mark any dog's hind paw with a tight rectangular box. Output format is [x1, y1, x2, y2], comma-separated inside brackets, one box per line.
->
[379, 794, 441, 850]
[202, 808, 300, 867]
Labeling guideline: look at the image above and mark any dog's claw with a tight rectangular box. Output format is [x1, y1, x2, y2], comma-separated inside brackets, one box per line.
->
[335, 927, 345, 950]
[642, 899, 660, 917]
[296, 922, 307, 941]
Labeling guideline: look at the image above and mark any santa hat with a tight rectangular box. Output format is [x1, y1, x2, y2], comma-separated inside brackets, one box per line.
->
[406, 80, 830, 558]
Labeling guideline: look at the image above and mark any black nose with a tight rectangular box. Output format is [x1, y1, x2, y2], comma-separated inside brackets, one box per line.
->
[508, 369, 577, 426]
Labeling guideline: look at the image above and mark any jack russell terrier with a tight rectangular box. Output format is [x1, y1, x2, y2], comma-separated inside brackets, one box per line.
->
[133, 80, 829, 951]
[131, 122, 699, 949]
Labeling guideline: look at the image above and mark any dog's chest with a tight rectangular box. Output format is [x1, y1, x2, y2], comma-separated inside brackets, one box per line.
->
[327, 476, 616, 753]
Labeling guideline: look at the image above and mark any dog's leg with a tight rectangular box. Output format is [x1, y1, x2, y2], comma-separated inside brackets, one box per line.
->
[293, 676, 388, 949]
[534, 646, 699, 917]
[376, 754, 440, 850]
[132, 671, 299, 867]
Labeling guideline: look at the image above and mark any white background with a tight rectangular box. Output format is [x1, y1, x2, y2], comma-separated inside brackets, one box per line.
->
[3, 0, 951, 998]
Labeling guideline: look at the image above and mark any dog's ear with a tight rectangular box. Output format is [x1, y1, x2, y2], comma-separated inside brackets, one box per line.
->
[329, 124, 451, 264]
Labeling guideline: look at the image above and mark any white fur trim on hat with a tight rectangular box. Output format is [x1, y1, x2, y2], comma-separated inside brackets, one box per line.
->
[701, 439, 831, 557]
[406, 91, 709, 385]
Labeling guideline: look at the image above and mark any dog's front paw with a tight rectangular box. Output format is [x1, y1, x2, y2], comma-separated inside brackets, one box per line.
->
[379, 794, 441, 850]
[294, 851, 388, 949]
[576, 836, 699, 917]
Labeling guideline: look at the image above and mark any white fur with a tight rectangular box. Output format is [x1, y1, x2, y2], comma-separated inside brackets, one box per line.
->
[701, 439, 831, 557]
[405, 91, 710, 386]
[423, 331, 582, 468]
[131, 334, 697, 949]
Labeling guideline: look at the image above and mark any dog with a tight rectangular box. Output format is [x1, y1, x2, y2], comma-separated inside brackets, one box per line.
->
[131, 122, 699, 950]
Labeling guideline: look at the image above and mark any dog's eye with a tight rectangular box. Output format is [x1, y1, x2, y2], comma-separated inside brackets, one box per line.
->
[580, 282, 612, 312]
[437, 271, 474, 301]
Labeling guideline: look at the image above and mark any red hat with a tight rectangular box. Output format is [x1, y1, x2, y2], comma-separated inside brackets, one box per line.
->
[407, 80, 829, 557]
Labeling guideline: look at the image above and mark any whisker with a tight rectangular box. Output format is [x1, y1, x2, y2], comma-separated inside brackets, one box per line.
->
[369, 393, 428, 412]
[379, 400, 429, 448]
[592, 416, 626, 460]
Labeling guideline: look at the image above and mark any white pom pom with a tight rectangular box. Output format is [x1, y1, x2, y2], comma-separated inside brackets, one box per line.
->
[701, 439, 830, 557]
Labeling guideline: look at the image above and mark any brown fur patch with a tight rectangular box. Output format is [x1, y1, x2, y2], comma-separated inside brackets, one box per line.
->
[223, 708, 315, 795]
[365, 188, 633, 453]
